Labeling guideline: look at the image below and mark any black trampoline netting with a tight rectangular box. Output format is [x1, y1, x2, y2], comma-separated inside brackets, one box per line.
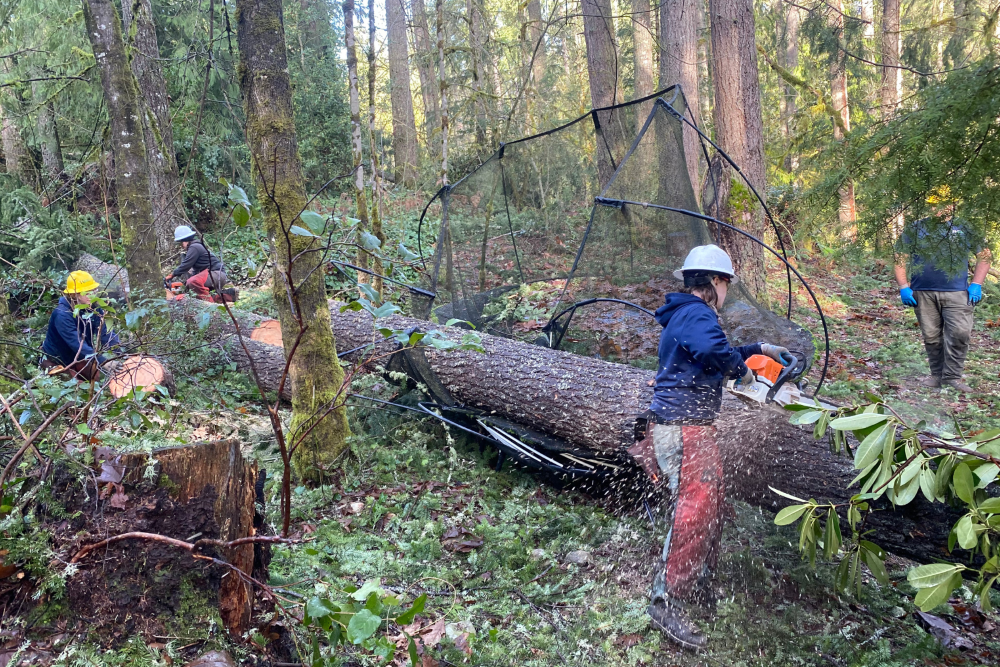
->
[417, 86, 828, 394]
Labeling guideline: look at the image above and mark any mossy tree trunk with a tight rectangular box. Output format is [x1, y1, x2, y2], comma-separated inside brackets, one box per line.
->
[82, 0, 162, 297]
[0, 95, 37, 190]
[122, 0, 190, 255]
[387, 0, 419, 185]
[344, 0, 373, 287]
[31, 75, 65, 187]
[235, 0, 351, 480]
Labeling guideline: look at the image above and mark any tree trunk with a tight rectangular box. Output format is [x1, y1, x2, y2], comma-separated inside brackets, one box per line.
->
[121, 0, 189, 256]
[299, 0, 333, 60]
[581, 0, 626, 186]
[31, 78, 64, 186]
[660, 0, 702, 199]
[0, 96, 36, 189]
[696, 0, 712, 126]
[945, 0, 969, 68]
[386, 0, 419, 186]
[344, 0, 373, 287]
[526, 0, 547, 92]
[467, 0, 489, 153]
[366, 0, 385, 293]
[184, 300, 970, 565]
[235, 0, 351, 479]
[82, 0, 162, 297]
[0, 294, 24, 390]
[633, 0, 654, 101]
[781, 5, 799, 172]
[437, 0, 448, 184]
[708, 0, 768, 303]
[67, 440, 264, 637]
[860, 0, 875, 39]
[412, 0, 441, 144]
[829, 0, 856, 227]
[881, 0, 901, 115]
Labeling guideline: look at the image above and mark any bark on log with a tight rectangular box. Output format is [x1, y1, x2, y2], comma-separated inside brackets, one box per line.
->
[65, 440, 265, 638]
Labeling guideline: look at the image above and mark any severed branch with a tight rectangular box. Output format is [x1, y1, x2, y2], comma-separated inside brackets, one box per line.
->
[71, 531, 302, 563]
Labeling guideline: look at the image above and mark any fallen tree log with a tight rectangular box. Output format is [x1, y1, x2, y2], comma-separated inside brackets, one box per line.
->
[80, 254, 971, 563]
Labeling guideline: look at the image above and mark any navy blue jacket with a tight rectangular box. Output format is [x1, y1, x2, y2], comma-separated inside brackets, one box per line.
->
[42, 296, 120, 367]
[649, 293, 761, 422]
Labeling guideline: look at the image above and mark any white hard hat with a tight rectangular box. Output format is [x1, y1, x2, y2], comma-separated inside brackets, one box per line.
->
[174, 225, 197, 242]
[672, 244, 739, 283]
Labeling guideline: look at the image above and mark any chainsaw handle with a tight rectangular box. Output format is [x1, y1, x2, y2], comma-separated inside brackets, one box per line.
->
[766, 353, 798, 402]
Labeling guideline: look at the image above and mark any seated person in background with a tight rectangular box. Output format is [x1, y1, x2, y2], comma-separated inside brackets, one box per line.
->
[165, 225, 229, 302]
[41, 271, 120, 381]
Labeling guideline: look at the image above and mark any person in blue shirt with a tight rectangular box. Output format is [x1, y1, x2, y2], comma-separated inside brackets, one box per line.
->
[634, 245, 789, 650]
[894, 201, 991, 393]
[41, 271, 120, 381]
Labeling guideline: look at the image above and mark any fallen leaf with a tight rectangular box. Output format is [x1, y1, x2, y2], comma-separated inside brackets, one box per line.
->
[348, 501, 365, 515]
[615, 633, 642, 648]
[421, 619, 446, 647]
[109, 485, 128, 510]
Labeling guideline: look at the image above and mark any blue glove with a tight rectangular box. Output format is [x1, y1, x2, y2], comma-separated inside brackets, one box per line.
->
[968, 283, 983, 304]
[900, 287, 917, 307]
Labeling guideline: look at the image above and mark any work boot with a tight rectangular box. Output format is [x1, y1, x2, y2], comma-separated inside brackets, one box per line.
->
[921, 376, 941, 388]
[943, 379, 973, 393]
[648, 602, 707, 650]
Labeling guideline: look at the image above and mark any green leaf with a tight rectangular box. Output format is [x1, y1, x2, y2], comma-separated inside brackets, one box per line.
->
[907, 563, 963, 589]
[445, 318, 474, 328]
[227, 185, 250, 206]
[981, 575, 999, 612]
[289, 225, 315, 237]
[955, 515, 981, 550]
[854, 423, 890, 470]
[197, 310, 212, 331]
[814, 411, 830, 440]
[823, 509, 841, 560]
[893, 472, 921, 506]
[974, 463, 1000, 489]
[372, 303, 401, 318]
[913, 572, 962, 612]
[233, 203, 250, 227]
[300, 210, 327, 235]
[860, 544, 889, 585]
[351, 578, 383, 601]
[936, 456, 957, 498]
[360, 231, 382, 250]
[835, 555, 852, 593]
[76, 424, 93, 435]
[775, 504, 811, 526]
[979, 498, 1000, 514]
[953, 462, 975, 504]
[347, 609, 381, 644]
[358, 283, 380, 304]
[407, 636, 419, 667]
[394, 593, 426, 625]
[830, 413, 889, 431]
[790, 410, 823, 426]
[398, 243, 419, 261]
[307, 596, 335, 620]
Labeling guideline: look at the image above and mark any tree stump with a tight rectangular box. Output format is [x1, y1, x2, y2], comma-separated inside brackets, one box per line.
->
[65, 440, 265, 639]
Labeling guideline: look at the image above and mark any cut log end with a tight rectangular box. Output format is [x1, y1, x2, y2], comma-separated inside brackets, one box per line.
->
[109, 357, 173, 398]
[250, 320, 283, 347]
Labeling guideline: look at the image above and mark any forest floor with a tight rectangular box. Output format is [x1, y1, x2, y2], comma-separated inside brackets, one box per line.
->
[7, 252, 1000, 667]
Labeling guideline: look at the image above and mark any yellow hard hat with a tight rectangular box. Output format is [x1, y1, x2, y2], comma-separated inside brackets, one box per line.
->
[64, 270, 100, 294]
[926, 185, 952, 204]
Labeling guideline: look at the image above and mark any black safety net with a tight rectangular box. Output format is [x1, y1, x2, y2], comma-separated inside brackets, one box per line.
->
[418, 86, 828, 393]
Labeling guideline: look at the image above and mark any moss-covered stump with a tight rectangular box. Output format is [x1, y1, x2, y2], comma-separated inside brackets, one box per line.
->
[60, 440, 265, 641]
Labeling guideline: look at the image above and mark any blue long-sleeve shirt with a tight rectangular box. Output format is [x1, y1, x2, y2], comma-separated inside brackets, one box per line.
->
[42, 296, 120, 367]
[649, 293, 761, 422]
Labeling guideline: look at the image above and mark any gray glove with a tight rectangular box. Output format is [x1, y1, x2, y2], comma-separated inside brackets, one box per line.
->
[738, 365, 755, 387]
[761, 344, 791, 366]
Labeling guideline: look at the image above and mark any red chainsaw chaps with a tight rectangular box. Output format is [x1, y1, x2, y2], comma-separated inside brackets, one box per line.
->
[663, 424, 724, 599]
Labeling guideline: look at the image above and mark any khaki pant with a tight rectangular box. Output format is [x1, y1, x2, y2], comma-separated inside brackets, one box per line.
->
[914, 290, 974, 382]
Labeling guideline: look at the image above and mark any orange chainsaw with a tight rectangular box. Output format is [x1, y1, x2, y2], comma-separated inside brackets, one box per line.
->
[726, 352, 803, 406]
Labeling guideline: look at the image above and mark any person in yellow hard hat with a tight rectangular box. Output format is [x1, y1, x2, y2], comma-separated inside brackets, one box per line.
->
[40, 271, 120, 381]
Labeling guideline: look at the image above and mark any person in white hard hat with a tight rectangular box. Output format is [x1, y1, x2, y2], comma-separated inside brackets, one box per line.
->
[631, 244, 789, 650]
[165, 225, 228, 302]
